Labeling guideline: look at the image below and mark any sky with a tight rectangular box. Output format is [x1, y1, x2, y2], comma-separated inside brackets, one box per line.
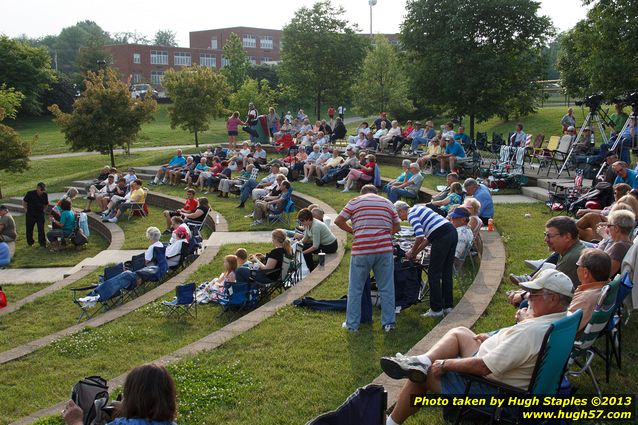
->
[2, 0, 589, 46]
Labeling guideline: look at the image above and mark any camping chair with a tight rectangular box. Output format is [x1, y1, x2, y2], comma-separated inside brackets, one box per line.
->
[457, 151, 482, 178]
[134, 246, 168, 295]
[490, 132, 504, 153]
[127, 189, 149, 220]
[185, 208, 211, 237]
[231, 168, 260, 195]
[546, 135, 573, 176]
[268, 199, 295, 228]
[217, 282, 260, 312]
[162, 282, 197, 319]
[524, 133, 544, 165]
[454, 310, 583, 425]
[126, 253, 146, 272]
[306, 384, 387, 425]
[568, 278, 620, 395]
[101, 263, 125, 283]
[475, 132, 488, 151]
[71, 269, 138, 322]
[532, 135, 559, 172]
[167, 241, 191, 271]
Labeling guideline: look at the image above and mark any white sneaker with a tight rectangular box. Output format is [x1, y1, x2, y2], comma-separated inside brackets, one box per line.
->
[108, 217, 118, 223]
[443, 307, 454, 315]
[341, 188, 350, 193]
[524, 259, 545, 271]
[421, 309, 444, 318]
[300, 178, 309, 183]
[337, 179, 346, 185]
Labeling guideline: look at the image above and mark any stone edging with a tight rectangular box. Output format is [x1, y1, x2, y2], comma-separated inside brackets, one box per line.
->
[10, 191, 347, 425]
[371, 230, 506, 406]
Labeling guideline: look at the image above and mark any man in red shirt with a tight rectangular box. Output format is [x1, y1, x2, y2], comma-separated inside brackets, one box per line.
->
[162, 189, 199, 234]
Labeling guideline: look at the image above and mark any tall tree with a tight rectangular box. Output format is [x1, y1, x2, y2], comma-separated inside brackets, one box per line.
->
[53, 21, 112, 73]
[0, 85, 32, 198]
[557, 0, 638, 98]
[76, 45, 114, 74]
[352, 35, 414, 118]
[0, 36, 56, 115]
[401, 0, 552, 138]
[247, 64, 279, 88]
[49, 67, 157, 167]
[228, 78, 278, 117]
[221, 33, 249, 92]
[112, 31, 150, 45]
[153, 30, 178, 47]
[41, 71, 78, 113]
[163, 65, 230, 147]
[279, 0, 368, 120]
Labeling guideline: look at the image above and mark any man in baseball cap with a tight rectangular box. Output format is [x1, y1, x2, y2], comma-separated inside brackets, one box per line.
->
[379, 268, 573, 425]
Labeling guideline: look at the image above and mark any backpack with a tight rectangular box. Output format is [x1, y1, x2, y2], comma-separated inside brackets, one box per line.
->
[72, 227, 89, 246]
[71, 376, 110, 425]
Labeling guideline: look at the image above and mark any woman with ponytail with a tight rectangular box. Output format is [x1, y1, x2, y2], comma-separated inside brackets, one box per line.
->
[249, 228, 292, 283]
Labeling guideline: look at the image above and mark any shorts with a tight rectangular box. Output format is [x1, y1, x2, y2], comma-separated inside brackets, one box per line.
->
[167, 211, 182, 218]
[440, 371, 498, 396]
[228, 130, 238, 136]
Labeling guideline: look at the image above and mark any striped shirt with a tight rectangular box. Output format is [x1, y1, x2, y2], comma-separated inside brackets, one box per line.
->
[408, 204, 448, 239]
[339, 194, 400, 256]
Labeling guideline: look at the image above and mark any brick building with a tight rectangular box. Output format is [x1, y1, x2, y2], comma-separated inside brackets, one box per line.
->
[103, 26, 397, 90]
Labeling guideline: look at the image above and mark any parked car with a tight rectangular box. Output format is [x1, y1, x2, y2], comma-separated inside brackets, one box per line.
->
[130, 84, 158, 100]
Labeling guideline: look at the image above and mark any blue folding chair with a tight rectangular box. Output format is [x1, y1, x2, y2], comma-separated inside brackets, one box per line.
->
[217, 282, 259, 312]
[306, 384, 387, 425]
[162, 282, 197, 319]
[269, 199, 295, 228]
[454, 310, 583, 424]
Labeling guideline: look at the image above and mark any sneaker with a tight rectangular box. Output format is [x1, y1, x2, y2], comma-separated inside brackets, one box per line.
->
[341, 321, 358, 332]
[300, 178, 309, 183]
[108, 217, 118, 223]
[251, 219, 263, 226]
[379, 353, 428, 383]
[524, 259, 545, 271]
[341, 188, 350, 193]
[383, 324, 396, 333]
[159, 180, 166, 185]
[421, 309, 445, 318]
[336, 179, 346, 185]
[509, 273, 531, 285]
[244, 213, 254, 218]
[443, 307, 454, 315]
[434, 171, 448, 177]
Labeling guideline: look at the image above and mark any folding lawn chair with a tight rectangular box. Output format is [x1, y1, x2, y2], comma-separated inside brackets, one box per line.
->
[71, 270, 138, 322]
[268, 199, 295, 227]
[453, 310, 582, 425]
[546, 135, 573, 176]
[185, 208, 211, 236]
[162, 282, 197, 319]
[217, 282, 260, 312]
[306, 384, 387, 425]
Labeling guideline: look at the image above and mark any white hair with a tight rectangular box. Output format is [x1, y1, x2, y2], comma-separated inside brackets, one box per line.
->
[146, 226, 162, 242]
[394, 201, 410, 212]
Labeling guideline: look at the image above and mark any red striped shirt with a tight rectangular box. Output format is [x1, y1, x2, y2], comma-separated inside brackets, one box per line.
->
[339, 194, 399, 256]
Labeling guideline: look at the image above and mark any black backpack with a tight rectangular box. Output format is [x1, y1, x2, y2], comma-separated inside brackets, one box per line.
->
[71, 376, 110, 425]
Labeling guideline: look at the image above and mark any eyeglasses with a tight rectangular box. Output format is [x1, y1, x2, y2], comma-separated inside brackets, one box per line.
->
[543, 232, 560, 239]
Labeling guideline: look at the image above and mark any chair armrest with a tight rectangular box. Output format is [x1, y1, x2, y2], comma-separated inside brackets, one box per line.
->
[70, 285, 99, 292]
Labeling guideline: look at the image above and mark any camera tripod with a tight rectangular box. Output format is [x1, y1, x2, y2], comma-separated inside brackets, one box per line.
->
[594, 102, 638, 180]
[557, 104, 611, 178]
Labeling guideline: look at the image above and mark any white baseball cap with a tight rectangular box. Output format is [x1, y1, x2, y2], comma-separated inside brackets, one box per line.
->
[519, 269, 574, 297]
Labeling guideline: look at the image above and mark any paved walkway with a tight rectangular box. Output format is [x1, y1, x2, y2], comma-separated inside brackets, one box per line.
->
[492, 194, 540, 204]
[0, 268, 74, 284]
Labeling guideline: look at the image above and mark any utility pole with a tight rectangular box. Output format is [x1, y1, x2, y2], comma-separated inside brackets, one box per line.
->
[369, 0, 377, 37]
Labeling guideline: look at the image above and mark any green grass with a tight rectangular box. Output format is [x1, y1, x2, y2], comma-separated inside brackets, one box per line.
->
[0, 243, 274, 424]
[1, 282, 50, 304]
[10, 105, 224, 156]
[8, 215, 109, 268]
[475, 105, 567, 141]
[117, 205, 171, 249]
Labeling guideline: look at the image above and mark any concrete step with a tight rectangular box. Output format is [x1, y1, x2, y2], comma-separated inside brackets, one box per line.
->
[521, 186, 549, 202]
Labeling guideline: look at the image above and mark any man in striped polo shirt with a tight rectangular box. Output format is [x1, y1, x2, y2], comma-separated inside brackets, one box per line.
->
[335, 184, 401, 332]
[395, 201, 458, 318]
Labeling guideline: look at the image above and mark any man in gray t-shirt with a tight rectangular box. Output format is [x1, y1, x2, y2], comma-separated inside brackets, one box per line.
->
[0, 205, 17, 242]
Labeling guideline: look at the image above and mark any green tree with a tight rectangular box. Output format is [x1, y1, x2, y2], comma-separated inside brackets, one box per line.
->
[76, 45, 114, 74]
[153, 30, 178, 47]
[221, 33, 249, 91]
[163, 66, 230, 147]
[0, 86, 32, 198]
[112, 31, 150, 45]
[401, 0, 552, 138]
[279, 0, 368, 120]
[352, 35, 414, 118]
[49, 67, 157, 167]
[41, 71, 78, 113]
[54, 21, 112, 73]
[557, 0, 638, 98]
[0, 36, 56, 115]
[228, 78, 278, 117]
[247, 64, 279, 88]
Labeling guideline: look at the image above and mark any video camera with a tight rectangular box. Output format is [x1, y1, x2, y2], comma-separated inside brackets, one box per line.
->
[610, 91, 638, 107]
[575, 93, 604, 109]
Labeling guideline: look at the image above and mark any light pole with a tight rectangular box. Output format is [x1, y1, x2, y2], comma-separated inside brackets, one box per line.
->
[369, 0, 377, 37]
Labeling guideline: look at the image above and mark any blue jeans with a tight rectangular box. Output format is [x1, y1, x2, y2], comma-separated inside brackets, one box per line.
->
[239, 179, 258, 205]
[388, 188, 416, 203]
[410, 136, 429, 151]
[346, 252, 395, 329]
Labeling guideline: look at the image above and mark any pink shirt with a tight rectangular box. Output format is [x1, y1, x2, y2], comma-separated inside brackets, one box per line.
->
[227, 117, 242, 132]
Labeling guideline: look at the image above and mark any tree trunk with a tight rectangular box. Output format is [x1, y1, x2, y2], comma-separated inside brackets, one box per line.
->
[469, 112, 476, 142]
[315, 92, 322, 121]
[109, 144, 116, 168]
[194, 129, 199, 148]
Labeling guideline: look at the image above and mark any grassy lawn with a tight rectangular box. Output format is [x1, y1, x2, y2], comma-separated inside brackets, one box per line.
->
[0, 243, 275, 425]
[8, 215, 109, 268]
[1, 282, 50, 304]
[116, 205, 171, 249]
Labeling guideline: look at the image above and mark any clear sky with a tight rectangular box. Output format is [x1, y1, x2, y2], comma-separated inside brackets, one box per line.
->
[2, 0, 589, 46]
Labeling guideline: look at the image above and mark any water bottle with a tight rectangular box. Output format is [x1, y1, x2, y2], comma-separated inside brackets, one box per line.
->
[318, 250, 326, 267]
[487, 219, 494, 232]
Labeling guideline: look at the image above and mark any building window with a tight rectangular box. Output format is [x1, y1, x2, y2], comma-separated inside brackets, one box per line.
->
[278, 39, 283, 51]
[261, 57, 272, 63]
[242, 34, 256, 48]
[132, 73, 142, 83]
[174, 52, 192, 66]
[249, 56, 257, 65]
[200, 54, 216, 68]
[151, 70, 164, 85]
[150, 50, 168, 65]
[133, 53, 141, 64]
[221, 57, 230, 67]
[260, 36, 273, 49]
[211, 37, 218, 49]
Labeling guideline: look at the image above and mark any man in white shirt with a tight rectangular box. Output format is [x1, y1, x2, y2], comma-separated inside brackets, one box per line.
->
[381, 269, 573, 425]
